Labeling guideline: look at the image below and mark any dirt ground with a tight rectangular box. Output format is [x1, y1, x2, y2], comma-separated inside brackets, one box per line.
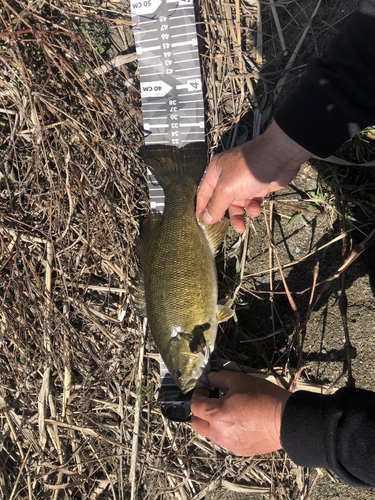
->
[210, 160, 375, 499]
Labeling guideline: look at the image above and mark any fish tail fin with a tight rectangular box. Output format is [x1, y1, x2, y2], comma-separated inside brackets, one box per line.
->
[140, 142, 207, 189]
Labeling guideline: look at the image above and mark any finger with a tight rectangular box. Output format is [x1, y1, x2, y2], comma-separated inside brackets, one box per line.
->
[207, 370, 242, 391]
[190, 387, 211, 419]
[192, 387, 210, 400]
[195, 157, 221, 216]
[202, 185, 234, 225]
[245, 198, 263, 218]
[190, 388, 218, 420]
[228, 204, 246, 233]
[190, 414, 210, 436]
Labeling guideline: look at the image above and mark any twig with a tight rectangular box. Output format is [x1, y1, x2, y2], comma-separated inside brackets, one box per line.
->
[232, 223, 250, 301]
[129, 317, 147, 499]
[245, 231, 348, 278]
[273, 0, 323, 98]
[8, 445, 32, 500]
[44, 419, 129, 449]
[86, 52, 137, 79]
[269, 0, 288, 56]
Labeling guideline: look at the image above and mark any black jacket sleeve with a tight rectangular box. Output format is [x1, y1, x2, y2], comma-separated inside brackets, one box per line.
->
[274, 0, 375, 157]
[280, 388, 375, 488]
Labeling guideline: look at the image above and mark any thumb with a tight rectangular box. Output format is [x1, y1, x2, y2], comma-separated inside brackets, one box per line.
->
[207, 370, 241, 391]
[202, 189, 231, 225]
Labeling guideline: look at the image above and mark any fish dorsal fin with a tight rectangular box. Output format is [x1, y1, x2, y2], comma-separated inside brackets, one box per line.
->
[200, 217, 229, 255]
[140, 143, 207, 190]
[138, 211, 162, 270]
[132, 278, 147, 315]
[217, 302, 234, 323]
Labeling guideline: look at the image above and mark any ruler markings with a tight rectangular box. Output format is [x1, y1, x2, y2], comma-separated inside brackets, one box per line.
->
[167, 6, 194, 12]
[145, 133, 171, 137]
[137, 52, 160, 58]
[142, 102, 169, 107]
[131, 0, 205, 211]
[175, 67, 200, 73]
[178, 92, 202, 97]
[174, 58, 198, 64]
[174, 49, 197, 55]
[171, 40, 197, 47]
[175, 75, 201, 80]
[170, 23, 196, 29]
[180, 121, 204, 127]
[136, 46, 161, 54]
[138, 55, 163, 61]
[170, 32, 197, 38]
[169, 15, 192, 20]
[134, 29, 158, 35]
[144, 124, 170, 129]
[139, 64, 163, 69]
[136, 19, 158, 26]
[141, 72, 164, 77]
[143, 109, 168, 113]
[135, 37, 160, 43]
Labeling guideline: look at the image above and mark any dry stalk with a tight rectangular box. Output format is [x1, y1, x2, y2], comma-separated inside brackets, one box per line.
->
[129, 317, 146, 499]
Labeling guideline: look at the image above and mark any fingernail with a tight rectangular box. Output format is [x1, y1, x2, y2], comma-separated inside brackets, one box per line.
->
[202, 209, 213, 224]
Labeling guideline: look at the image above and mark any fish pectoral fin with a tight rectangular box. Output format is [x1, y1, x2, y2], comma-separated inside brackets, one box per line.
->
[189, 326, 207, 354]
[218, 297, 233, 308]
[217, 304, 234, 323]
[199, 217, 229, 255]
[177, 327, 207, 354]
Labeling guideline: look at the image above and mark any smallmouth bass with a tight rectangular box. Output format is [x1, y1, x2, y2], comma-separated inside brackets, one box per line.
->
[139, 143, 233, 393]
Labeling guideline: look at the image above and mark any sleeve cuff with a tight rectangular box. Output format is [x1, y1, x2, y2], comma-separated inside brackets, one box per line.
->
[280, 390, 330, 469]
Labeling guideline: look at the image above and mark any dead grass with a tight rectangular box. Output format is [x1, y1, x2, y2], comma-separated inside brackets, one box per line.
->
[1, 0, 375, 499]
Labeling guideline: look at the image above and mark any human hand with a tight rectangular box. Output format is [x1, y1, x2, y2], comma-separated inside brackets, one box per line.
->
[191, 370, 291, 456]
[196, 121, 311, 233]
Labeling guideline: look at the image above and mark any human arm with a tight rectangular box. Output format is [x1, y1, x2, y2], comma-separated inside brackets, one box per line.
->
[197, 0, 375, 232]
[281, 387, 375, 488]
[191, 371, 375, 488]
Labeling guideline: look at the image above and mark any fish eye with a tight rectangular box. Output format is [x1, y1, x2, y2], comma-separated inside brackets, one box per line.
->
[174, 369, 182, 379]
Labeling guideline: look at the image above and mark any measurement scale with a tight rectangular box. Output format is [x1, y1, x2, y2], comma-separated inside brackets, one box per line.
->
[130, 0, 205, 211]
[131, 0, 210, 421]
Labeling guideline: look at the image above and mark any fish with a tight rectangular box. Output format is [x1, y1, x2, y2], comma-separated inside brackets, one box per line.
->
[138, 142, 233, 394]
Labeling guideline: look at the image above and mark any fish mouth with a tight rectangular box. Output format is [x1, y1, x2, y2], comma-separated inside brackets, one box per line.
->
[179, 362, 210, 393]
[169, 344, 212, 393]
[180, 378, 199, 394]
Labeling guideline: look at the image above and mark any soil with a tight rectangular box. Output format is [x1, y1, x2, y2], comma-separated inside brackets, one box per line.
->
[209, 159, 375, 500]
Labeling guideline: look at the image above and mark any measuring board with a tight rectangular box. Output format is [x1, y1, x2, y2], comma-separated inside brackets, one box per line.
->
[130, 0, 205, 211]
[131, 0, 207, 421]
